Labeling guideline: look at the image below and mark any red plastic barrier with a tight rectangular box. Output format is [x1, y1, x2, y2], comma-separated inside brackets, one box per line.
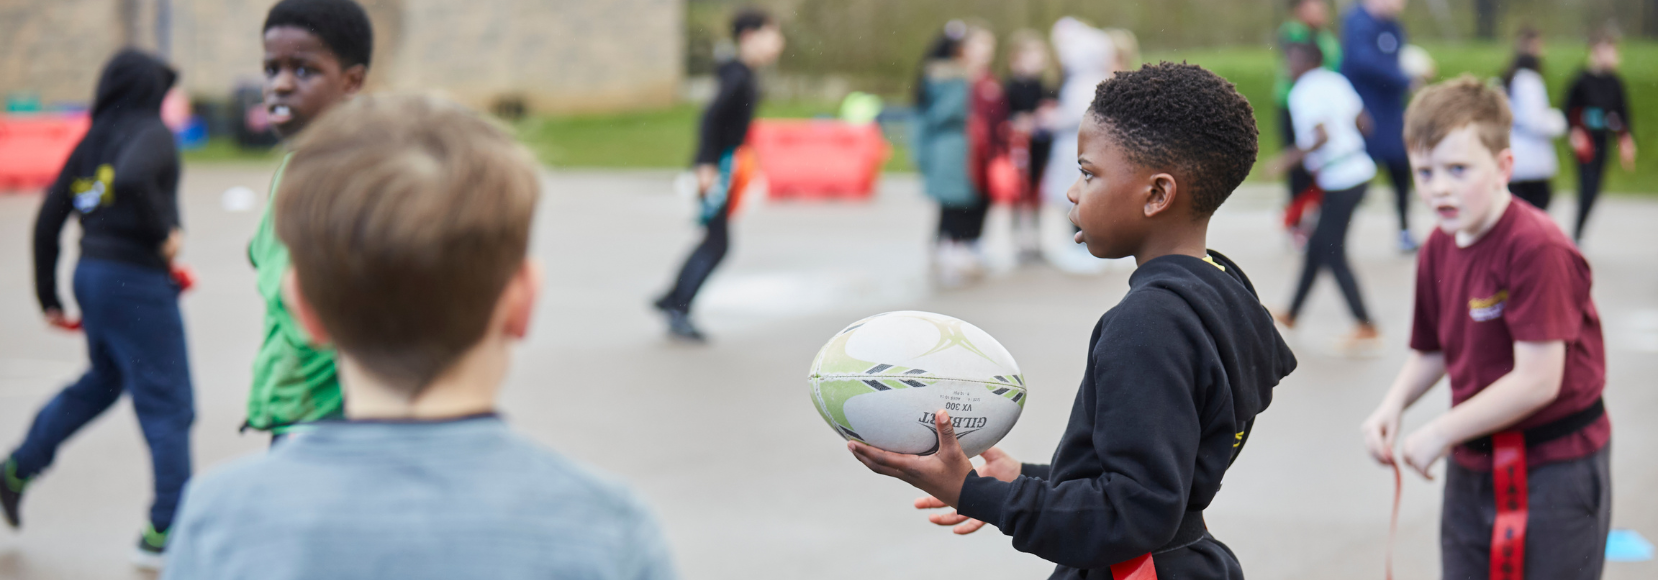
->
[747, 120, 889, 200]
[0, 114, 91, 192]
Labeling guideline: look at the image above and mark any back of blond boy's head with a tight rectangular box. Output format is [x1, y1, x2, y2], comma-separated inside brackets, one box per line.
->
[1403, 75, 1513, 155]
[276, 93, 541, 395]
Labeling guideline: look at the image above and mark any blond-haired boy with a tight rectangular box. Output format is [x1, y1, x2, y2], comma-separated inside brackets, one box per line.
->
[163, 95, 677, 580]
[1361, 77, 1609, 580]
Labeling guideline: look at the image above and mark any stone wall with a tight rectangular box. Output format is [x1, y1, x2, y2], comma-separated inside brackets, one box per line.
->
[1, 0, 682, 114]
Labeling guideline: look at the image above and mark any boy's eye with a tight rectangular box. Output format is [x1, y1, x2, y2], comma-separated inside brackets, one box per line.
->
[295, 66, 312, 79]
[1416, 168, 1432, 180]
[263, 64, 279, 77]
[1448, 164, 1467, 178]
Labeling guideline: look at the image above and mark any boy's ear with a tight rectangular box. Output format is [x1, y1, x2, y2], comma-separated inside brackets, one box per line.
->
[342, 64, 367, 95]
[1496, 147, 1516, 183]
[282, 270, 332, 346]
[1142, 172, 1180, 218]
[499, 259, 541, 340]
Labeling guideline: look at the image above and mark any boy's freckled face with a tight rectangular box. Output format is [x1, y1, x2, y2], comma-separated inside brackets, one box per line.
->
[1408, 125, 1511, 236]
[1067, 120, 1147, 259]
[263, 27, 362, 139]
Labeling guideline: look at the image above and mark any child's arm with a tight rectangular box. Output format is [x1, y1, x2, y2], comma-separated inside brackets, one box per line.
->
[856, 303, 1208, 569]
[1401, 340, 1566, 478]
[1361, 349, 1445, 466]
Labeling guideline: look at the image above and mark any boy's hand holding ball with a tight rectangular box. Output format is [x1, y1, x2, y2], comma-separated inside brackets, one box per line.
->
[913, 446, 1019, 535]
[849, 411, 979, 514]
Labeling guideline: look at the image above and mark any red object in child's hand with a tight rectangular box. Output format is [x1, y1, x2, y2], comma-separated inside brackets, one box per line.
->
[171, 264, 196, 292]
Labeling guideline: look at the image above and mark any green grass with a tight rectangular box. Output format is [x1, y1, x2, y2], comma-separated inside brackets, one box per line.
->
[181, 137, 285, 165]
[187, 41, 1658, 193]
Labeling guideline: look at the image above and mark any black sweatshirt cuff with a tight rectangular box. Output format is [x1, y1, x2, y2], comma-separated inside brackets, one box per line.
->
[1020, 463, 1051, 480]
[956, 469, 1010, 529]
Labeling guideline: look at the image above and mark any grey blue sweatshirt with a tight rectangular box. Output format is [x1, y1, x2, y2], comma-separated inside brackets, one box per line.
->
[162, 416, 677, 580]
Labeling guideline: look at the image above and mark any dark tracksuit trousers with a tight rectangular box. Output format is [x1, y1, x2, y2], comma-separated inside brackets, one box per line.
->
[10, 259, 194, 530]
[1288, 183, 1372, 324]
[1574, 131, 1611, 242]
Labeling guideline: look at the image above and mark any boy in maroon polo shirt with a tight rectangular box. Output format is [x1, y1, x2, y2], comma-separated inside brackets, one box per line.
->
[1361, 77, 1610, 580]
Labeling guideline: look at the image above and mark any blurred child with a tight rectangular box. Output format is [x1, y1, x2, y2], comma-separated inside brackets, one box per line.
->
[654, 8, 783, 340]
[1342, 0, 1421, 252]
[1039, 17, 1117, 273]
[1505, 27, 1567, 210]
[1565, 27, 1637, 242]
[1274, 0, 1341, 208]
[912, 21, 992, 288]
[1003, 30, 1056, 263]
[5, 49, 192, 570]
[162, 94, 678, 580]
[246, 0, 373, 442]
[1273, 42, 1380, 353]
[1362, 77, 1610, 580]
[853, 63, 1296, 580]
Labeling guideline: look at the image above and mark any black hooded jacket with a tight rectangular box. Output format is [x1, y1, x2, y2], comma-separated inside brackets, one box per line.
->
[956, 251, 1297, 579]
[33, 50, 181, 312]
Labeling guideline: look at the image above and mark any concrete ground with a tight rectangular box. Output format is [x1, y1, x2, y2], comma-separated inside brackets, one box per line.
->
[0, 166, 1653, 580]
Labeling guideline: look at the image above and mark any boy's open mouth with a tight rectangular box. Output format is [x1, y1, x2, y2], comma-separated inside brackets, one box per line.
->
[268, 104, 294, 125]
[1435, 205, 1459, 220]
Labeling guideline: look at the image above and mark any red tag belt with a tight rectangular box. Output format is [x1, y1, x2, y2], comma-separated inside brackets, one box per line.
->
[1385, 430, 1528, 580]
[1489, 431, 1528, 580]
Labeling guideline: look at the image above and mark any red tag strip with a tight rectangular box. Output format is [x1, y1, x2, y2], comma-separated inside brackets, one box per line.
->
[1386, 461, 1402, 580]
[1110, 553, 1157, 580]
[1490, 431, 1528, 580]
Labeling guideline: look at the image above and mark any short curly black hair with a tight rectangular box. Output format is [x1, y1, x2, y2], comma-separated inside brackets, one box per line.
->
[264, 0, 375, 70]
[1089, 62, 1258, 218]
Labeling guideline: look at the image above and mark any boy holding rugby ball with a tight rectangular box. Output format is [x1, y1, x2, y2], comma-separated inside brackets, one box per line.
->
[850, 63, 1297, 579]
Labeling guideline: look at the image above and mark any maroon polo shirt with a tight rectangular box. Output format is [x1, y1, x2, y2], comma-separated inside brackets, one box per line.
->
[1409, 199, 1609, 470]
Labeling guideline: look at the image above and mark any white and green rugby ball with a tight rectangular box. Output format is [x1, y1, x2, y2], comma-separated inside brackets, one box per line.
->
[809, 311, 1026, 457]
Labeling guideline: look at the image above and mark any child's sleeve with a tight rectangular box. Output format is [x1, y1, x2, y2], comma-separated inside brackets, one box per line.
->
[956, 292, 1203, 569]
[1408, 247, 1442, 352]
[1504, 242, 1588, 342]
[693, 66, 745, 166]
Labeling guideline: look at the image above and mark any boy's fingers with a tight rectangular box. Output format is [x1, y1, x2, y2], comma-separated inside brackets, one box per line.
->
[953, 519, 987, 535]
[934, 411, 962, 456]
[928, 510, 970, 526]
[915, 496, 948, 510]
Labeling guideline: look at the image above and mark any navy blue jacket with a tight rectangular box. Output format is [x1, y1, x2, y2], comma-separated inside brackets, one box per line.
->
[956, 252, 1297, 579]
[1340, 5, 1411, 163]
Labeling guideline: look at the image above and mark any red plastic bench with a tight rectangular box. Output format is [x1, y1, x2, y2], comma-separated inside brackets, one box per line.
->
[747, 120, 888, 200]
[0, 113, 91, 192]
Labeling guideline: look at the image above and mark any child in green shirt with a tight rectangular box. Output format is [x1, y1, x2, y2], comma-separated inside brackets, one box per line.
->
[245, 0, 373, 437]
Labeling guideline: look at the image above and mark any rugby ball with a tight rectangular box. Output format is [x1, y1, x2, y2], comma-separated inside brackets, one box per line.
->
[1400, 44, 1436, 80]
[808, 311, 1025, 457]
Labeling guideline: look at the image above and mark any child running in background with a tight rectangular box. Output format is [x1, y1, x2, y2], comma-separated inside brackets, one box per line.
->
[1565, 27, 1637, 243]
[1504, 27, 1567, 210]
[1362, 77, 1610, 580]
[1273, 42, 1380, 353]
[245, 0, 373, 441]
[1003, 30, 1056, 264]
[852, 63, 1297, 580]
[912, 20, 995, 288]
[653, 8, 784, 340]
[5, 49, 192, 570]
[162, 94, 679, 580]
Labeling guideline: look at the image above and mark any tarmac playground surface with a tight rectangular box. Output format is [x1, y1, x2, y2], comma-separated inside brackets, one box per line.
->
[0, 166, 1654, 579]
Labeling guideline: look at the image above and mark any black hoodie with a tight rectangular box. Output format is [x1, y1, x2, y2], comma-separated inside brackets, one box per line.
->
[33, 50, 181, 312]
[957, 251, 1297, 580]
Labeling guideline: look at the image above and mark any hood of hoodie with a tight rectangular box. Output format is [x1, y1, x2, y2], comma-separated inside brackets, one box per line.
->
[1127, 251, 1297, 425]
[91, 49, 177, 120]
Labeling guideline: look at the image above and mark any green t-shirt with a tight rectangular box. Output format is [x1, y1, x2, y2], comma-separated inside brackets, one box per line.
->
[1274, 21, 1344, 108]
[245, 153, 342, 433]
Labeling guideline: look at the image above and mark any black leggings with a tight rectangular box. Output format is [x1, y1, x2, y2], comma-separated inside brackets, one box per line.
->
[657, 209, 730, 312]
[1510, 179, 1553, 210]
[1574, 131, 1610, 242]
[1289, 184, 1372, 324]
[938, 199, 989, 242]
[1380, 158, 1412, 232]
